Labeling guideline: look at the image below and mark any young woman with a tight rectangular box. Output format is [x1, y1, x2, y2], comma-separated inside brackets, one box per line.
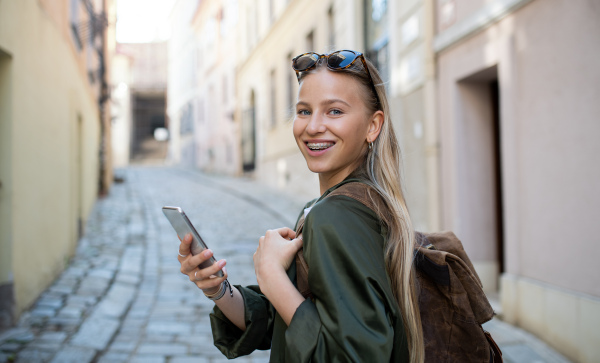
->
[177, 50, 424, 362]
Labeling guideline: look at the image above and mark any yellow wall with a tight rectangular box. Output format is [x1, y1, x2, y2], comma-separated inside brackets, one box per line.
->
[0, 0, 101, 317]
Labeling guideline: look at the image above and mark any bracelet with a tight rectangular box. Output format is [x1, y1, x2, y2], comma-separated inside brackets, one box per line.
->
[204, 279, 233, 301]
[205, 284, 226, 300]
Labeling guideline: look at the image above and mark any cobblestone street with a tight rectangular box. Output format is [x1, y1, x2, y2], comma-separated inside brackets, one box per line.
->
[0, 166, 308, 363]
[0, 166, 570, 362]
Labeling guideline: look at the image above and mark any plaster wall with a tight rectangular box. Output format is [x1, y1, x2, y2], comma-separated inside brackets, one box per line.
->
[436, 0, 600, 360]
[111, 54, 133, 167]
[0, 0, 101, 316]
[389, 0, 440, 232]
[167, 0, 199, 167]
[191, 0, 240, 175]
[437, 0, 600, 296]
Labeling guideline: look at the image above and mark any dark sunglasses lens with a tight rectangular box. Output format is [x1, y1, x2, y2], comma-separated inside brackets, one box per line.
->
[328, 51, 357, 69]
[293, 54, 319, 71]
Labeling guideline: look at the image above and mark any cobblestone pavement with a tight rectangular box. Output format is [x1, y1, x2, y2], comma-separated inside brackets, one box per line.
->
[0, 166, 571, 363]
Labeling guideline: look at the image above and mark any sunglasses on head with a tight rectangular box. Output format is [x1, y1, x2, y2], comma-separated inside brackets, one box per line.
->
[291, 50, 381, 106]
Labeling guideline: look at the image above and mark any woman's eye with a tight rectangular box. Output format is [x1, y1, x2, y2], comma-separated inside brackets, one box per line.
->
[328, 109, 343, 116]
[297, 109, 311, 116]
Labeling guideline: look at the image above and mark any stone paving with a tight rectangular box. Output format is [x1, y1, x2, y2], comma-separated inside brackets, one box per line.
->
[0, 166, 571, 362]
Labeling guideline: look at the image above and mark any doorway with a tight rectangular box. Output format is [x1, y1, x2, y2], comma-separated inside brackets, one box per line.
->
[0, 48, 14, 329]
[76, 114, 84, 240]
[456, 65, 504, 292]
[242, 90, 257, 172]
[130, 93, 167, 163]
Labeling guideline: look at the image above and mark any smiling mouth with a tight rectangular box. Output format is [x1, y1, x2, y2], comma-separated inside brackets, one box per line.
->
[306, 142, 335, 151]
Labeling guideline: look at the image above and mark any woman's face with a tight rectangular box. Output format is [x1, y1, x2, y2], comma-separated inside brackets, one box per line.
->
[293, 68, 382, 188]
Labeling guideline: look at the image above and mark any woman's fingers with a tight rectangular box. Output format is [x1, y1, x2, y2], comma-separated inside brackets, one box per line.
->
[177, 233, 193, 259]
[192, 261, 228, 291]
[175, 234, 229, 293]
[195, 272, 227, 292]
[180, 248, 212, 274]
[291, 236, 304, 251]
[191, 258, 227, 282]
[273, 227, 296, 240]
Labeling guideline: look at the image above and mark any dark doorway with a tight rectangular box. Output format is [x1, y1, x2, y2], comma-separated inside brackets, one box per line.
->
[0, 48, 14, 329]
[457, 65, 505, 291]
[130, 93, 167, 163]
[242, 90, 257, 172]
[76, 114, 83, 240]
[490, 80, 504, 275]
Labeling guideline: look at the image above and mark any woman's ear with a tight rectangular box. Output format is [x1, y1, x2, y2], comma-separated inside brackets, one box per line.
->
[366, 110, 384, 143]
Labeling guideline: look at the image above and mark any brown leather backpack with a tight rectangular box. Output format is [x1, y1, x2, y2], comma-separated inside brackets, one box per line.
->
[295, 182, 502, 362]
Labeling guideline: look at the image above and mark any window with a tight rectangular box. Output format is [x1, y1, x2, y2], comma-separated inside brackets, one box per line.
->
[219, 7, 227, 38]
[306, 30, 314, 51]
[364, 0, 389, 85]
[270, 69, 277, 128]
[328, 5, 335, 48]
[70, 0, 82, 51]
[180, 101, 194, 134]
[269, 0, 275, 24]
[287, 52, 295, 115]
[222, 74, 228, 104]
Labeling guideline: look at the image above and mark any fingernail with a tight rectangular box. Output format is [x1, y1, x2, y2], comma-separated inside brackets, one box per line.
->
[218, 259, 226, 267]
[203, 249, 212, 257]
[222, 266, 228, 275]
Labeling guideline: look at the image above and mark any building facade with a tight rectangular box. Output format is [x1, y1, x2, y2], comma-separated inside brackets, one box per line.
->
[169, 0, 600, 360]
[0, 0, 114, 327]
[167, 0, 202, 167]
[433, 0, 600, 361]
[233, 0, 440, 221]
[190, 0, 240, 175]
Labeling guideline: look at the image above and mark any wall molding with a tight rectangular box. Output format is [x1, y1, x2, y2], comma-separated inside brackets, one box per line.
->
[501, 273, 600, 362]
[433, 0, 535, 53]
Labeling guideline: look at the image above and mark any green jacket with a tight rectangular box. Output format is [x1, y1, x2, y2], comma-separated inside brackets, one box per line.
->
[209, 179, 409, 362]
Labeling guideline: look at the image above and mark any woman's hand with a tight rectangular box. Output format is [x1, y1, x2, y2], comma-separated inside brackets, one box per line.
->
[253, 228, 303, 291]
[254, 227, 303, 273]
[177, 233, 227, 294]
[253, 227, 305, 325]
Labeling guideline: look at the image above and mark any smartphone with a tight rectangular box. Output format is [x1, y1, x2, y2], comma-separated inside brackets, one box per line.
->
[162, 206, 223, 277]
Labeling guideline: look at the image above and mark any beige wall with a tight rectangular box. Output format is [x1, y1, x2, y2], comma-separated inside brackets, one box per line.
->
[0, 0, 105, 320]
[436, 0, 600, 360]
[191, 0, 239, 175]
[389, 0, 440, 232]
[166, 0, 199, 167]
[110, 53, 133, 167]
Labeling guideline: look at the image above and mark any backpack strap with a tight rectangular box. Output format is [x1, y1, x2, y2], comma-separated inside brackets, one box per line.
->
[295, 181, 386, 299]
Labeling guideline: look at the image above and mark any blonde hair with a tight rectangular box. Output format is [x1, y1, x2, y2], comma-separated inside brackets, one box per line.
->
[299, 55, 425, 362]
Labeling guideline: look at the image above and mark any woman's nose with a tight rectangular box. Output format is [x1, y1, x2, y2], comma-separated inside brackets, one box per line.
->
[306, 114, 326, 135]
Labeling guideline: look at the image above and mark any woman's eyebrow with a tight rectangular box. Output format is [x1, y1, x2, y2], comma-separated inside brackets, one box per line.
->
[296, 99, 351, 108]
[322, 99, 351, 107]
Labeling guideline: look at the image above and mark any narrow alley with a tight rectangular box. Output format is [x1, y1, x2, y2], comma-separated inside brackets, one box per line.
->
[0, 167, 570, 363]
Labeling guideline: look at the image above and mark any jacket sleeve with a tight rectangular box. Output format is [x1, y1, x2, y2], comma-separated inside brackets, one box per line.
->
[209, 285, 275, 358]
[209, 199, 318, 359]
[284, 196, 398, 362]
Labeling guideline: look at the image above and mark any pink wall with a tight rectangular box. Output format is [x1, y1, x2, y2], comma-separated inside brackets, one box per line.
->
[437, 0, 600, 296]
